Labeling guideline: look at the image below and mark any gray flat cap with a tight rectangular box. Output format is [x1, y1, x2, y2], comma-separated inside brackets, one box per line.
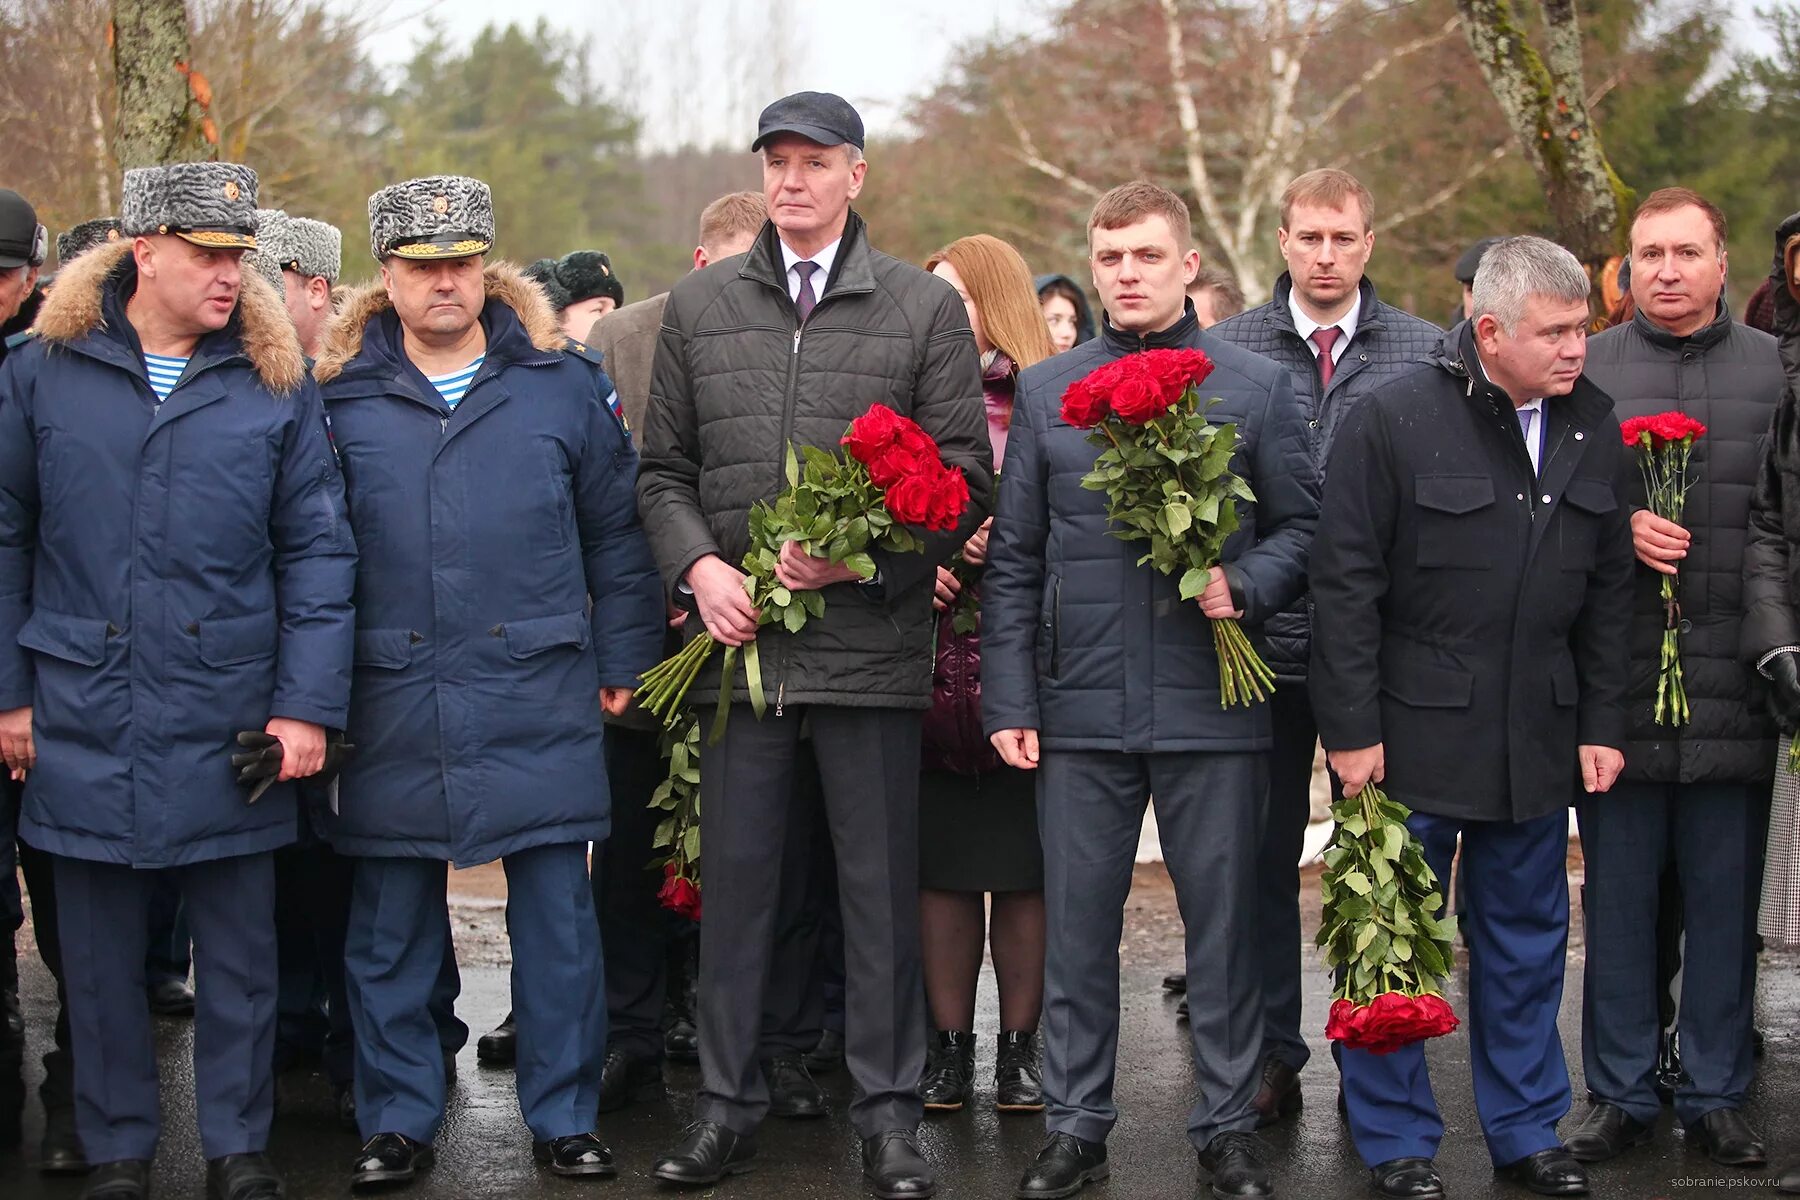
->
[56, 217, 122, 263]
[119, 162, 259, 248]
[257, 209, 341, 280]
[368, 175, 494, 261]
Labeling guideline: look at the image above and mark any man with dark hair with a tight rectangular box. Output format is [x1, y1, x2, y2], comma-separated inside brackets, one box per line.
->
[1570, 187, 1783, 1171]
[985, 179, 1317, 1200]
[0, 162, 357, 1200]
[1205, 167, 1440, 1127]
[639, 92, 992, 1198]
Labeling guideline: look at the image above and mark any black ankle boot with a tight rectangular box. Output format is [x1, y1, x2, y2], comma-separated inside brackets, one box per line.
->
[920, 1030, 975, 1111]
[995, 1031, 1043, 1112]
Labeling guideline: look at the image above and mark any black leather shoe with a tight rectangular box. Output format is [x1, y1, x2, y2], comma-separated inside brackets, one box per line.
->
[1369, 1157, 1443, 1199]
[206, 1152, 284, 1200]
[350, 1133, 434, 1191]
[40, 1107, 89, 1175]
[597, 1049, 663, 1114]
[921, 1031, 975, 1112]
[995, 1031, 1044, 1113]
[146, 978, 195, 1016]
[765, 1053, 826, 1119]
[82, 1160, 151, 1200]
[1562, 1102, 1652, 1163]
[476, 1012, 515, 1066]
[1775, 1158, 1800, 1194]
[1163, 971, 1188, 993]
[1017, 1133, 1108, 1199]
[663, 1017, 699, 1063]
[804, 1028, 845, 1073]
[1496, 1147, 1589, 1195]
[862, 1130, 935, 1199]
[652, 1120, 755, 1185]
[1250, 1056, 1302, 1127]
[532, 1133, 616, 1177]
[1197, 1131, 1273, 1198]
[1686, 1107, 1766, 1167]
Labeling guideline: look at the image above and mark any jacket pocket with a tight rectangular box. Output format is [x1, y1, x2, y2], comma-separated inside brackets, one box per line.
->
[194, 612, 277, 667]
[1034, 574, 1061, 680]
[353, 629, 417, 670]
[17, 609, 112, 667]
[1557, 477, 1618, 571]
[1550, 651, 1579, 707]
[1415, 474, 1495, 569]
[1378, 639, 1475, 708]
[497, 610, 592, 660]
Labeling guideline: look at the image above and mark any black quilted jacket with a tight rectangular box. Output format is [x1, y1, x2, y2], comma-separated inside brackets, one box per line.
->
[1210, 275, 1442, 681]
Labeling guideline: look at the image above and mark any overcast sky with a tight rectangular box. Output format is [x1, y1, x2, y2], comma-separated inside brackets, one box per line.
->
[343, 0, 1766, 152]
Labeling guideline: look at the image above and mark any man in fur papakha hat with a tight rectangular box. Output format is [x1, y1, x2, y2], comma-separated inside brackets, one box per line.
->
[312, 173, 664, 1190]
[0, 161, 357, 1200]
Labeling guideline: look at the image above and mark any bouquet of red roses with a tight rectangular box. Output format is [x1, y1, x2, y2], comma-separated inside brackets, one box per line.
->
[635, 406, 970, 742]
[1318, 784, 1460, 1054]
[1060, 348, 1275, 706]
[1621, 411, 1707, 726]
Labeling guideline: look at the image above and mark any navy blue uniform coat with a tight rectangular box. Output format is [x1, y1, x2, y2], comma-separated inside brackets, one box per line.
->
[0, 240, 356, 868]
[312, 266, 664, 866]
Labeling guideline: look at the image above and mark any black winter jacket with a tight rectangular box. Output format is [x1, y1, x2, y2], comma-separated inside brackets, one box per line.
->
[981, 304, 1319, 751]
[636, 212, 993, 710]
[1309, 324, 1633, 823]
[1586, 303, 1781, 783]
[1209, 275, 1441, 682]
[1742, 212, 1800, 717]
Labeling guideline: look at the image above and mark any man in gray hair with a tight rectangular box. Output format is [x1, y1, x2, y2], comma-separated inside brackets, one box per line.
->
[1308, 235, 1634, 1199]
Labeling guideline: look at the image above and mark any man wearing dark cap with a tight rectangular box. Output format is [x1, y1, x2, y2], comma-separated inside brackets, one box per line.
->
[0, 189, 48, 364]
[1455, 236, 1505, 322]
[639, 91, 992, 1199]
[525, 250, 626, 341]
[314, 174, 663, 1189]
[0, 162, 357, 1200]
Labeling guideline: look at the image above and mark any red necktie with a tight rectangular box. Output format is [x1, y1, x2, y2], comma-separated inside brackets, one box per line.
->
[1311, 327, 1340, 390]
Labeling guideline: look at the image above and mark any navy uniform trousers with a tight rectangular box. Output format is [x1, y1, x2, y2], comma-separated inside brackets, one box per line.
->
[344, 841, 603, 1144]
[1575, 780, 1767, 1126]
[1040, 750, 1266, 1149]
[55, 850, 278, 1163]
[1341, 809, 1572, 1168]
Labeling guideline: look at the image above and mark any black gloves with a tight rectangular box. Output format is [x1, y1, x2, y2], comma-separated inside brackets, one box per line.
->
[231, 729, 355, 804]
[1767, 651, 1800, 732]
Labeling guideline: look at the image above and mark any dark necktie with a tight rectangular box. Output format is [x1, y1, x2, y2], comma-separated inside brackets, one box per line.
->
[794, 260, 819, 323]
[1311, 326, 1340, 391]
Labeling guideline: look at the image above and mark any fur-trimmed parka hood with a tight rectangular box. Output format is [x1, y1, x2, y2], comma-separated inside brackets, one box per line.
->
[29, 238, 308, 394]
[312, 261, 564, 385]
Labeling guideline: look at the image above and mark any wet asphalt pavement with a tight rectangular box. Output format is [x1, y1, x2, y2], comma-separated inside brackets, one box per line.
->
[3, 862, 1798, 1200]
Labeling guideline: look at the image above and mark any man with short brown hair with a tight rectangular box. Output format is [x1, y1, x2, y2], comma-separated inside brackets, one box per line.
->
[1188, 266, 1244, 328]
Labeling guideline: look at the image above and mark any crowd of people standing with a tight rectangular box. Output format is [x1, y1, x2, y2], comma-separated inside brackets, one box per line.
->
[1, 85, 1799, 1200]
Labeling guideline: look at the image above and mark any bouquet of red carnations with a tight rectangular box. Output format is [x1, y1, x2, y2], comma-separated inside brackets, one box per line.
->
[1620, 411, 1707, 726]
[1318, 784, 1461, 1054]
[635, 406, 971, 742]
[1060, 348, 1275, 706]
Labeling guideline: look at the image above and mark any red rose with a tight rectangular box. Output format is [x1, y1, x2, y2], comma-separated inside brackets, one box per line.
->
[843, 405, 907, 468]
[1140, 347, 1214, 406]
[920, 466, 971, 532]
[1327, 992, 1459, 1055]
[884, 472, 936, 526]
[657, 863, 703, 921]
[867, 444, 932, 488]
[1061, 377, 1109, 428]
[1110, 359, 1177, 425]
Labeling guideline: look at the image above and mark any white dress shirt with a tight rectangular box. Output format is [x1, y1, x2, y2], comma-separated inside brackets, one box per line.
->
[1289, 287, 1362, 365]
[780, 236, 842, 304]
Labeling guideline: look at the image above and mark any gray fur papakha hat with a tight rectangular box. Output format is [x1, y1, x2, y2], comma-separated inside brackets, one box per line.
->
[119, 162, 260, 248]
[367, 175, 494, 261]
[243, 210, 288, 292]
[257, 209, 342, 280]
[56, 217, 122, 263]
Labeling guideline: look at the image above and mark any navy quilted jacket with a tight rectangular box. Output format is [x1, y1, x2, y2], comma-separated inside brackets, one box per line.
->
[1210, 275, 1441, 682]
[981, 304, 1319, 752]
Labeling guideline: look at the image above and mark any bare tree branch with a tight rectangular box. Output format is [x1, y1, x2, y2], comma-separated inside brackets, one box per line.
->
[999, 94, 1102, 198]
[1377, 143, 1511, 231]
[1303, 16, 1460, 139]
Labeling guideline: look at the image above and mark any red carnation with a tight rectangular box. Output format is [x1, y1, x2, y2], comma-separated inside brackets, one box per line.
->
[1327, 993, 1460, 1055]
[1619, 415, 1655, 447]
[657, 863, 702, 921]
[1650, 412, 1706, 443]
[1061, 377, 1110, 428]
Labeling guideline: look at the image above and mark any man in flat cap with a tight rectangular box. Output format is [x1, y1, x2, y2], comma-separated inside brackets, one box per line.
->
[0, 161, 357, 1200]
[314, 173, 663, 1189]
[639, 91, 992, 1199]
